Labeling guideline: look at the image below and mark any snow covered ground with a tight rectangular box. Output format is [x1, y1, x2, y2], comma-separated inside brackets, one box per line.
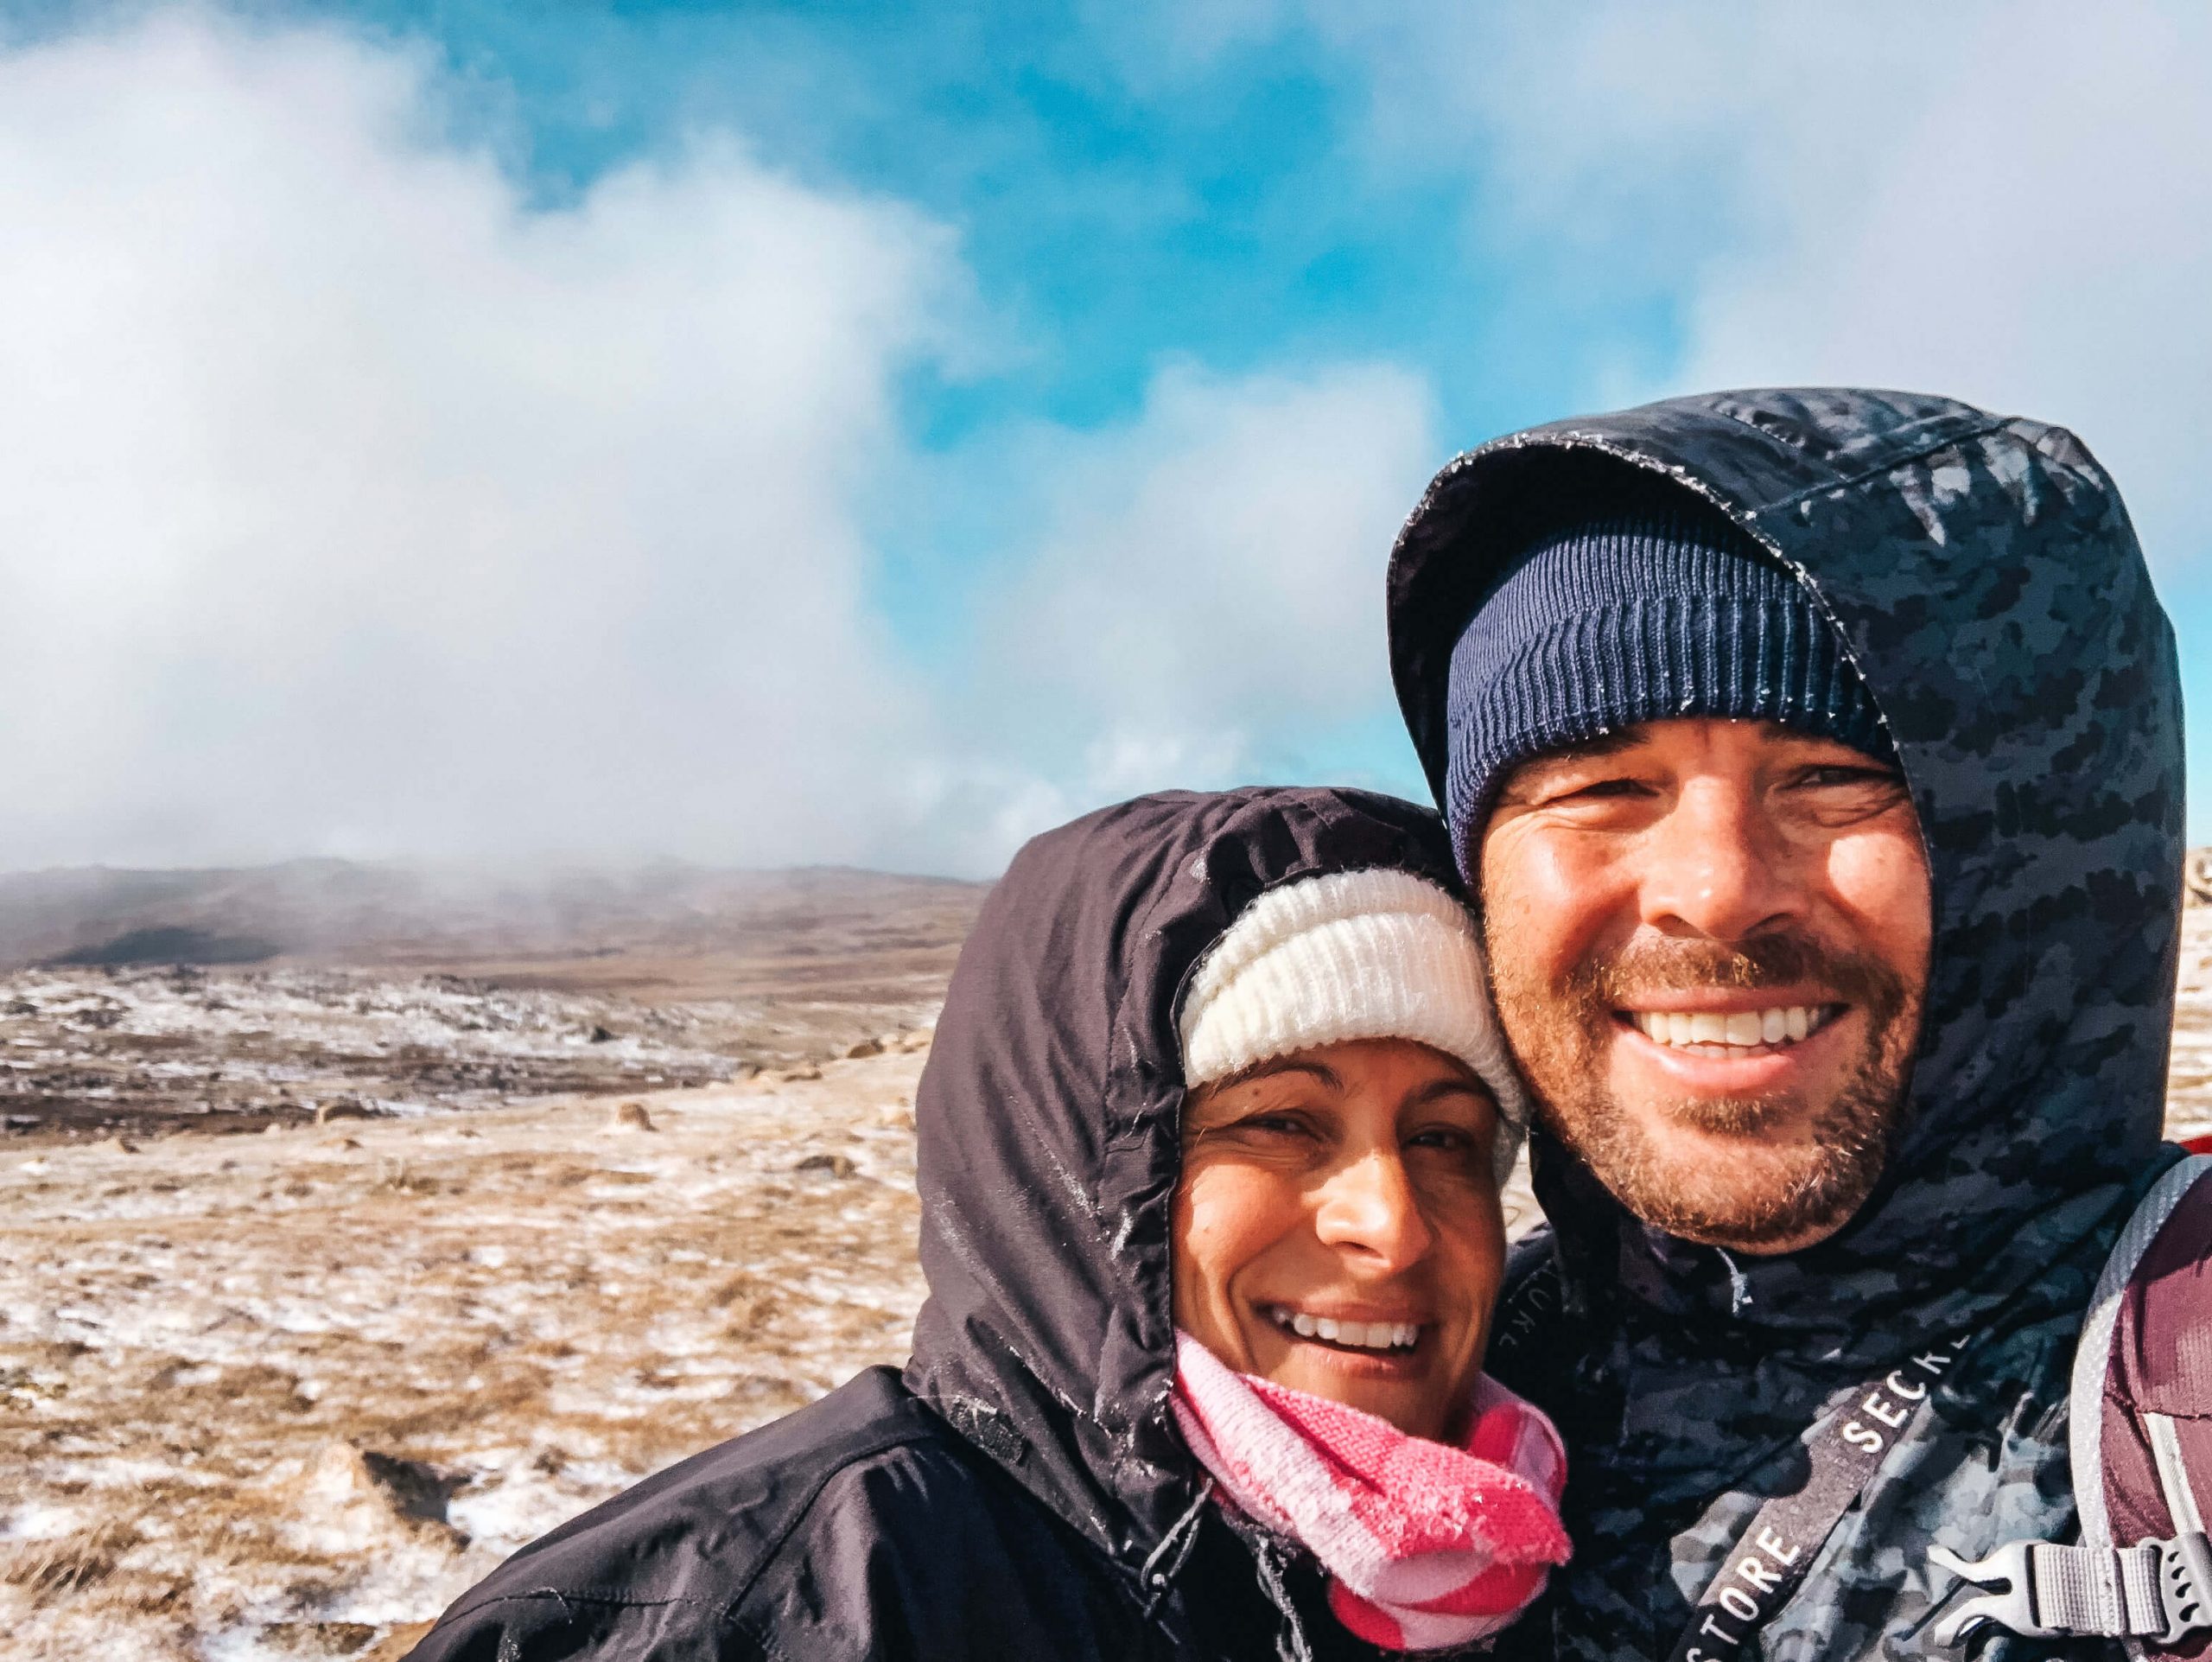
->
[2164, 906, 2212, 1143]
[0, 960, 945, 1145]
[3, 907, 2209, 1660]
[0, 1036, 934, 1661]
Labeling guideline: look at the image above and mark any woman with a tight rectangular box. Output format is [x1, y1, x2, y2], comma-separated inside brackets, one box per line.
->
[406, 787, 1567, 1660]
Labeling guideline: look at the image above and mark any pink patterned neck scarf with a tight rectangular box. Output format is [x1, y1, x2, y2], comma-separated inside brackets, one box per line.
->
[1171, 1332, 1570, 1652]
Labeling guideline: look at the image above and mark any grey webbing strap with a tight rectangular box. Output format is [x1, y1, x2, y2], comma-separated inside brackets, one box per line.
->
[2030, 1541, 2168, 1633]
[1931, 1532, 2212, 1646]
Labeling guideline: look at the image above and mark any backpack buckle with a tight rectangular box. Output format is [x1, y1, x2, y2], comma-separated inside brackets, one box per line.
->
[2156, 1531, 2212, 1647]
[1929, 1535, 2212, 1646]
[1929, 1541, 2051, 1644]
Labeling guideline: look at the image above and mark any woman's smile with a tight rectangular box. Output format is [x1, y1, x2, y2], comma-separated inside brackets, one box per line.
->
[1258, 1305, 1425, 1352]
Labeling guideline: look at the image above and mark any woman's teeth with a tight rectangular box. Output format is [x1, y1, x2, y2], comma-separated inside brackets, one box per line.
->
[1265, 1307, 1420, 1351]
[1629, 1005, 1830, 1049]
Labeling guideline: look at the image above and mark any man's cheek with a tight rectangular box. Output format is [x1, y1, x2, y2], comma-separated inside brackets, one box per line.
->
[1490, 964, 1605, 1101]
[1486, 842, 1628, 1000]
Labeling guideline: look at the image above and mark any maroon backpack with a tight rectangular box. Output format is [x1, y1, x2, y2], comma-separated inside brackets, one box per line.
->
[1934, 1147, 2212, 1654]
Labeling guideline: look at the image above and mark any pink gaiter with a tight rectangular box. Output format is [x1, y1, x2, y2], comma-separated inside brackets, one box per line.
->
[1172, 1332, 1571, 1652]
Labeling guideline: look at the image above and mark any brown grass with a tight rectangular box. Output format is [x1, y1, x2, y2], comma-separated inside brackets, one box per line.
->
[0, 1044, 930, 1659]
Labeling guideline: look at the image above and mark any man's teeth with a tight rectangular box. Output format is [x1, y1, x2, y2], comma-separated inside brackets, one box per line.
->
[1266, 1308, 1419, 1351]
[1630, 1006, 1827, 1048]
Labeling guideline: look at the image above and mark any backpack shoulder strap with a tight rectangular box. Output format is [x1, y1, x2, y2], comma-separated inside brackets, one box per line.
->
[1927, 1155, 2212, 1651]
[2075, 1154, 2212, 1555]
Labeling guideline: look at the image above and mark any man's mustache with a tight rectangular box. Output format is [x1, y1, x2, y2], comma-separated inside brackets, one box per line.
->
[1563, 932, 1908, 1016]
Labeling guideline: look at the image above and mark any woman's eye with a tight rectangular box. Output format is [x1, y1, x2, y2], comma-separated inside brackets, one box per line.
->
[1243, 1111, 1313, 1137]
[1407, 1126, 1478, 1156]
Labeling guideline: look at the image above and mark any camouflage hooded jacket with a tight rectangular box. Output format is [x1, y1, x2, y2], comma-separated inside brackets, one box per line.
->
[1384, 388, 2188, 1659]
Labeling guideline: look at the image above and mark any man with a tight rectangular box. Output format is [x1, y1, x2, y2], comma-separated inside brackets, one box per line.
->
[1384, 388, 2187, 1658]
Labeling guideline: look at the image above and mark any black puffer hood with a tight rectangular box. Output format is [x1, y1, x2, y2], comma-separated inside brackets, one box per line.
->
[902, 787, 1467, 1573]
[1386, 388, 2183, 1469]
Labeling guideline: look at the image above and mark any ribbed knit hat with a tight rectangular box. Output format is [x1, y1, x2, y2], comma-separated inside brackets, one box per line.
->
[1179, 869, 1527, 1181]
[1443, 475, 1891, 863]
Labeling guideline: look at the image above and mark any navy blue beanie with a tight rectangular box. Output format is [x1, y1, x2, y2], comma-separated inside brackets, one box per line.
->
[1444, 475, 1891, 863]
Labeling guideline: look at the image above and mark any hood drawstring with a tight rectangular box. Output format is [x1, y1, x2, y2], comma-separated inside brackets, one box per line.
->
[1249, 1533, 1317, 1662]
[1138, 1475, 1213, 1614]
[1717, 1248, 1753, 1316]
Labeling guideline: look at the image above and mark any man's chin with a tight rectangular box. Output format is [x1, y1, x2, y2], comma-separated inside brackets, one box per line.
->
[1643, 1091, 1809, 1139]
[1555, 1109, 1886, 1255]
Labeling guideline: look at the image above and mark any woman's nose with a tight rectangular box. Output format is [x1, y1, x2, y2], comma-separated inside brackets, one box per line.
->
[1313, 1150, 1434, 1271]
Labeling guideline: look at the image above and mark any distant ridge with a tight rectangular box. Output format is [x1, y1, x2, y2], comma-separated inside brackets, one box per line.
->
[0, 859, 985, 976]
[48, 925, 281, 968]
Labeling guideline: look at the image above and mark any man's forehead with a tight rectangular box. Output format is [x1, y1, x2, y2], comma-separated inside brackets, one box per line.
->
[1507, 717, 1884, 776]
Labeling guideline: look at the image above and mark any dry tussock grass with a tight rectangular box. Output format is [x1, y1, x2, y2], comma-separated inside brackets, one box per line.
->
[0, 1045, 931, 1659]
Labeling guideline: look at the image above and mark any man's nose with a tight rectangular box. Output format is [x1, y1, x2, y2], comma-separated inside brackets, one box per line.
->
[1313, 1150, 1434, 1272]
[1638, 774, 1797, 941]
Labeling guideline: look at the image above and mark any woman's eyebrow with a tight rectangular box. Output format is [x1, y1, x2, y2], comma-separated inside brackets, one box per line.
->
[1407, 1077, 1492, 1109]
[1216, 1057, 1341, 1093]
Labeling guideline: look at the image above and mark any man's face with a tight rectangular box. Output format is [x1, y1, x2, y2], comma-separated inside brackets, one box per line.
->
[1479, 716, 1932, 1255]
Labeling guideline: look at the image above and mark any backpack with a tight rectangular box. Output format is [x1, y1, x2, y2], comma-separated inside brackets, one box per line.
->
[1932, 1142, 2212, 1654]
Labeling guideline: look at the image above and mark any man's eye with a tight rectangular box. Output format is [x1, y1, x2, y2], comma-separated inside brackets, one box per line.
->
[1537, 775, 1652, 806]
[1796, 765, 1904, 792]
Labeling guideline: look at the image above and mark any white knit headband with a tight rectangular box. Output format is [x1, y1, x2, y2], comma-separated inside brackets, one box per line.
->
[1177, 868, 1527, 1181]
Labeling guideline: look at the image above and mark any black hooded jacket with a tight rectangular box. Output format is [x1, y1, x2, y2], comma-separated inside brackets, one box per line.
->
[1385, 388, 2187, 1659]
[405, 788, 1481, 1662]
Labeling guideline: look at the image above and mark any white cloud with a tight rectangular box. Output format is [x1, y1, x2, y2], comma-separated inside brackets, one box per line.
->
[963, 361, 1437, 809]
[0, 9, 1460, 878]
[1662, 4, 2212, 573]
[1313, 2, 2212, 570]
[0, 10, 960, 870]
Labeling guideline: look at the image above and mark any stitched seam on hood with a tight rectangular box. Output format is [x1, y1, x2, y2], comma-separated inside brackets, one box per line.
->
[1745, 414, 2018, 519]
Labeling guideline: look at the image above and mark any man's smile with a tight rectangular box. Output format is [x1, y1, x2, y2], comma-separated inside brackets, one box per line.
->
[1616, 1000, 1844, 1054]
[1606, 992, 1860, 1098]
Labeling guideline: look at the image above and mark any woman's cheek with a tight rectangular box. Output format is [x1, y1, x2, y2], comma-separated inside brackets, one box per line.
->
[1181, 1166, 1287, 1290]
[1427, 1178, 1509, 1313]
[1172, 1164, 1238, 1312]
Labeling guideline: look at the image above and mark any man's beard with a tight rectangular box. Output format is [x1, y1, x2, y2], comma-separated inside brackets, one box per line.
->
[1492, 933, 1922, 1251]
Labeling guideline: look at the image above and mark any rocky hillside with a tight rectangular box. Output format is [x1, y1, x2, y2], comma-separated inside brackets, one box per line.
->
[0, 862, 984, 1147]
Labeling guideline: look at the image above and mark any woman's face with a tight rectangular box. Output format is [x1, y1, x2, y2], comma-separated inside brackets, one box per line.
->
[1173, 1037, 1506, 1442]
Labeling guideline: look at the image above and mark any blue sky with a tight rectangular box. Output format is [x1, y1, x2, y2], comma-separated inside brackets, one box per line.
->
[2, 2, 2209, 871]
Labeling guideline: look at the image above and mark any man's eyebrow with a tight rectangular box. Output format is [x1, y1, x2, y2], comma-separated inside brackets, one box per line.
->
[1531, 729, 1648, 766]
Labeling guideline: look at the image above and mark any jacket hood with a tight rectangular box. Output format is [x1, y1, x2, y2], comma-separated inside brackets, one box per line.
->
[903, 787, 1469, 1574]
[1387, 389, 2183, 1408]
